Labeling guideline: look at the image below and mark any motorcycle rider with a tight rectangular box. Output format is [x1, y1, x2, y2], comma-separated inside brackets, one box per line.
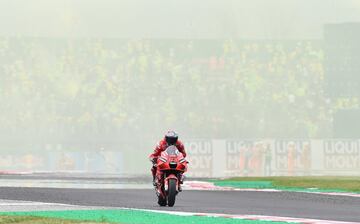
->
[149, 131, 187, 188]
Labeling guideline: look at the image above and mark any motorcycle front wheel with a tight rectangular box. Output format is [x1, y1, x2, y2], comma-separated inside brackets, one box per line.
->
[167, 179, 177, 207]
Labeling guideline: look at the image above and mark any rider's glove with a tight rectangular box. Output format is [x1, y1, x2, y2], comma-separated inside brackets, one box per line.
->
[150, 158, 157, 165]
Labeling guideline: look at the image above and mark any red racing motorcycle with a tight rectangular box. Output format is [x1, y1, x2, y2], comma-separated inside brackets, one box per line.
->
[155, 145, 188, 207]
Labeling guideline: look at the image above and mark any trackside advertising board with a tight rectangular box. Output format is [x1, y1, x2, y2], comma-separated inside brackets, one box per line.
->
[1, 140, 360, 177]
[184, 140, 213, 177]
[183, 139, 360, 177]
[323, 140, 360, 171]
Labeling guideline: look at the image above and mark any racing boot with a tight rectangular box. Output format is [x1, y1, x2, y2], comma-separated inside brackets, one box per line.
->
[155, 173, 163, 188]
[178, 183, 182, 192]
[178, 174, 185, 192]
[179, 174, 185, 184]
[151, 166, 157, 186]
[152, 174, 157, 186]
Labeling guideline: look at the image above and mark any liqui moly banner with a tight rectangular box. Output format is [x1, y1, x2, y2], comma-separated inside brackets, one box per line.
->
[1, 140, 360, 177]
[184, 140, 213, 177]
[183, 139, 360, 177]
[323, 140, 360, 170]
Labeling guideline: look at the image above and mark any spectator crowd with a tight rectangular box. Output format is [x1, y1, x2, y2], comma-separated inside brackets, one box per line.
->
[1, 37, 357, 149]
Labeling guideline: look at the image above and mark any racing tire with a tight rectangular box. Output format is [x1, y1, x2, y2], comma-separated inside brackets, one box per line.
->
[158, 195, 167, 206]
[167, 179, 177, 207]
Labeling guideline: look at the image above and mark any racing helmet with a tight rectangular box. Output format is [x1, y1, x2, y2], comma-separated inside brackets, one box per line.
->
[165, 131, 178, 145]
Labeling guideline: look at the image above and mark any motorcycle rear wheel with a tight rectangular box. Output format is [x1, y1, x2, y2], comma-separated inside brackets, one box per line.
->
[158, 195, 167, 206]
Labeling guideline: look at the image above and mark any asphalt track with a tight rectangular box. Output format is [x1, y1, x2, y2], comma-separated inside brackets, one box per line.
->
[1, 186, 360, 222]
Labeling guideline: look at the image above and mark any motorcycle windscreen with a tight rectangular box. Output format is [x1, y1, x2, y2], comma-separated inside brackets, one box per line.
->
[165, 146, 180, 155]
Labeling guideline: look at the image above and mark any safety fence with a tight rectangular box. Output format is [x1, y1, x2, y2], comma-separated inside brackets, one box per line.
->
[0, 139, 359, 177]
[184, 139, 360, 177]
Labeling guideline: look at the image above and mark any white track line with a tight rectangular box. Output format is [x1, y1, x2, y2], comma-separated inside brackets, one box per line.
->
[0, 199, 98, 212]
[184, 181, 360, 198]
[0, 199, 358, 224]
[125, 208, 359, 224]
[1, 178, 358, 198]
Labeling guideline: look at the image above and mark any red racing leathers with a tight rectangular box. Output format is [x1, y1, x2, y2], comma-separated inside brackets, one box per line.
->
[149, 139, 186, 183]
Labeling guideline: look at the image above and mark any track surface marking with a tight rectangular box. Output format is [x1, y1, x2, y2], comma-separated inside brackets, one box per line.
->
[0, 187, 359, 222]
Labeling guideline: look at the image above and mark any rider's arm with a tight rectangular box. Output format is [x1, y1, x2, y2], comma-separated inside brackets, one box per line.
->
[177, 141, 186, 157]
[149, 141, 162, 160]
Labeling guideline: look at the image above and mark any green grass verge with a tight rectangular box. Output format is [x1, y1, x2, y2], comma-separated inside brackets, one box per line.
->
[0, 215, 105, 224]
[214, 176, 360, 192]
[0, 210, 286, 224]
